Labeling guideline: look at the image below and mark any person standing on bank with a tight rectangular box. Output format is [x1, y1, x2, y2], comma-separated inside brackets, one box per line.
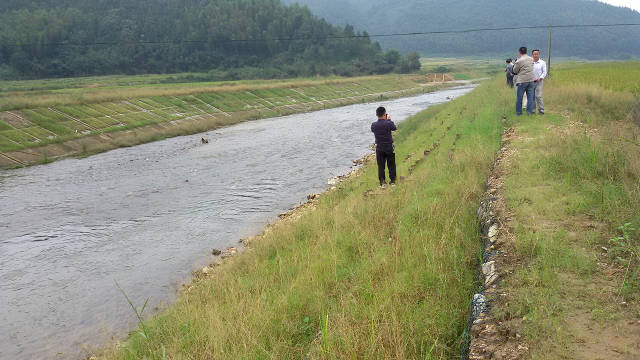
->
[505, 59, 514, 88]
[371, 106, 397, 188]
[512, 46, 536, 116]
[532, 49, 547, 115]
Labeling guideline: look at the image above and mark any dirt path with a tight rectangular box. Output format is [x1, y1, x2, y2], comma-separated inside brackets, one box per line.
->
[468, 125, 640, 359]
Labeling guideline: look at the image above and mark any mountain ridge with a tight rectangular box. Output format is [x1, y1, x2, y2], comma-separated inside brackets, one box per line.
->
[282, 0, 640, 58]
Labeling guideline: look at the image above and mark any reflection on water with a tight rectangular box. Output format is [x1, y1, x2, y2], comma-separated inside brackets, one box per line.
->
[0, 86, 475, 359]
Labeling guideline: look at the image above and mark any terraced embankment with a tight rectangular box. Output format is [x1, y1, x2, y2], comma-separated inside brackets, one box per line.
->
[0, 75, 451, 168]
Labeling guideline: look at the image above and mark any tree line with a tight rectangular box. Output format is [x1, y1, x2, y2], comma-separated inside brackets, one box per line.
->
[0, 0, 421, 80]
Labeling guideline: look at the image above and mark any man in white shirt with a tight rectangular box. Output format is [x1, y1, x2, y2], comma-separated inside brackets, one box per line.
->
[532, 49, 547, 115]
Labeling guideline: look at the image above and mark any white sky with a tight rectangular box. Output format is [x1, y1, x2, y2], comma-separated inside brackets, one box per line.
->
[598, 0, 640, 12]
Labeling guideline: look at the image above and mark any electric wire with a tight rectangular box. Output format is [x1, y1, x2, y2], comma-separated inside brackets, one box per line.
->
[3, 23, 640, 48]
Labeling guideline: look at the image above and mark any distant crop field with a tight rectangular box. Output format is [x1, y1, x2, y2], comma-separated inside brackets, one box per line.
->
[0, 73, 238, 93]
[420, 58, 503, 79]
[552, 61, 640, 95]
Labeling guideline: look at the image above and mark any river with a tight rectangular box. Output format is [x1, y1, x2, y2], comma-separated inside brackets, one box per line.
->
[0, 86, 475, 359]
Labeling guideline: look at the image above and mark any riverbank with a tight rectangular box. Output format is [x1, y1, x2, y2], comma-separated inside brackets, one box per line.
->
[100, 61, 639, 359]
[99, 75, 504, 359]
[0, 74, 462, 168]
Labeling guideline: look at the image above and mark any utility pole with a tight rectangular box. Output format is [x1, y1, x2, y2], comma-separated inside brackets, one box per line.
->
[547, 24, 552, 77]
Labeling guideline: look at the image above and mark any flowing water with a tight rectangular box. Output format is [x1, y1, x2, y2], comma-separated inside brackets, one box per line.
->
[0, 86, 475, 359]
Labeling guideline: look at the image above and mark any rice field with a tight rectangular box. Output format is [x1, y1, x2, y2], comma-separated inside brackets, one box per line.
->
[551, 60, 640, 95]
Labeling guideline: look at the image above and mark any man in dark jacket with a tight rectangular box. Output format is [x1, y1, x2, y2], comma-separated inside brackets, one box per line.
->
[371, 106, 397, 187]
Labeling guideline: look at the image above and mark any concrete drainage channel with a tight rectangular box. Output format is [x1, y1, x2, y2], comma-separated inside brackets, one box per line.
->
[460, 128, 513, 360]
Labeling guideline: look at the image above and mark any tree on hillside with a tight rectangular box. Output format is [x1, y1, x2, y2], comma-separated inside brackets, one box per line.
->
[397, 52, 421, 73]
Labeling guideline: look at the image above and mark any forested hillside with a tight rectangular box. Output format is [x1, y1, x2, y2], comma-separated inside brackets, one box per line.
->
[282, 0, 640, 58]
[0, 0, 420, 79]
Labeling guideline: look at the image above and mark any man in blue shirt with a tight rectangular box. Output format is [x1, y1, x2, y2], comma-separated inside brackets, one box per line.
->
[371, 106, 397, 188]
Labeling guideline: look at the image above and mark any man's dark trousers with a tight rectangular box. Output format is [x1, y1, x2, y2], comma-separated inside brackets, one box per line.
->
[376, 144, 396, 185]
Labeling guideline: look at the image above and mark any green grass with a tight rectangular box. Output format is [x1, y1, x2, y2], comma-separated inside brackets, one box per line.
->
[0, 120, 12, 131]
[552, 60, 640, 95]
[101, 77, 505, 360]
[0, 135, 21, 152]
[491, 61, 640, 358]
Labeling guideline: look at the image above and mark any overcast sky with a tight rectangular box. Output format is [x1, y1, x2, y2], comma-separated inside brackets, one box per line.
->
[598, 0, 640, 12]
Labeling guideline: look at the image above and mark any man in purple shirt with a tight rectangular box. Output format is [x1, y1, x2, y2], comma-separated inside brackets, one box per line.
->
[371, 106, 397, 187]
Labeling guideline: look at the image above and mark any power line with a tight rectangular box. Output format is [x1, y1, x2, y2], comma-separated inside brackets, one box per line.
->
[4, 23, 640, 48]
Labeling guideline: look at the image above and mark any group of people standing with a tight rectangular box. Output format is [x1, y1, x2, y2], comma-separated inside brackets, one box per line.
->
[506, 46, 547, 115]
[370, 51, 548, 187]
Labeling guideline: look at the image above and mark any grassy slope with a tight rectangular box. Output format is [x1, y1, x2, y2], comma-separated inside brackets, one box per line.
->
[103, 79, 504, 359]
[0, 75, 449, 167]
[0, 75, 424, 111]
[495, 61, 640, 357]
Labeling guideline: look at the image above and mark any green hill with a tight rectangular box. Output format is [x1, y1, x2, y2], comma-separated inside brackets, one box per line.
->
[282, 0, 640, 58]
[0, 0, 419, 79]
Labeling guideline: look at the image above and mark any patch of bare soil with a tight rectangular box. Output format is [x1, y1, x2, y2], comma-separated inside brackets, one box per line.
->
[568, 309, 640, 360]
[424, 73, 455, 82]
[0, 111, 32, 127]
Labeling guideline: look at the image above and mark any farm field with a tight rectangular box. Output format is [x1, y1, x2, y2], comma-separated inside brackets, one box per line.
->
[420, 58, 504, 80]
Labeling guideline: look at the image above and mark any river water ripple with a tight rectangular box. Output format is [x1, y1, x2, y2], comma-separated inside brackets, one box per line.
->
[0, 86, 474, 359]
